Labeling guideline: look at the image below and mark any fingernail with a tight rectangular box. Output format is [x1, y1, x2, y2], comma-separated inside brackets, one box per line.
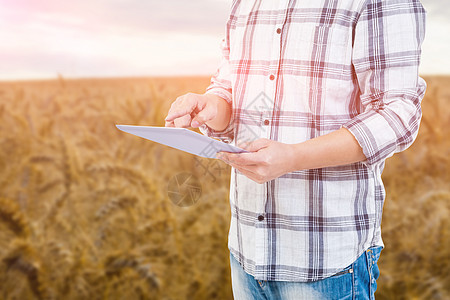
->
[191, 120, 199, 127]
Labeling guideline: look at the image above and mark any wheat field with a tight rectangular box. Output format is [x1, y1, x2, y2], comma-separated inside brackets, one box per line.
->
[0, 76, 448, 300]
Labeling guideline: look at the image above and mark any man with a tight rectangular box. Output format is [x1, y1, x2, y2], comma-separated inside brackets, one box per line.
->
[165, 0, 426, 298]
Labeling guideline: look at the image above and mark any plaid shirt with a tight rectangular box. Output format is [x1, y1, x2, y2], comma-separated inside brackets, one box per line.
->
[199, 0, 426, 282]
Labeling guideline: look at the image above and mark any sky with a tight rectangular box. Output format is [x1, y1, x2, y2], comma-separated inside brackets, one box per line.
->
[0, 0, 448, 80]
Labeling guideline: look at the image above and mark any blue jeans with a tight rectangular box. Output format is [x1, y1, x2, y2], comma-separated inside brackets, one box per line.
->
[230, 246, 382, 300]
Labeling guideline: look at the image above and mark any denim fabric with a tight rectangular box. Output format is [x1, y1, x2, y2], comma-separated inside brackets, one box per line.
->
[230, 246, 383, 300]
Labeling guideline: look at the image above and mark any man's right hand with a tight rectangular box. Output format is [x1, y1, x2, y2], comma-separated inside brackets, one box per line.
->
[164, 93, 219, 128]
[165, 93, 231, 131]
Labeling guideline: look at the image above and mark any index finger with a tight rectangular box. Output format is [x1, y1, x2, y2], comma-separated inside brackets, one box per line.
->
[165, 97, 197, 122]
[165, 120, 175, 127]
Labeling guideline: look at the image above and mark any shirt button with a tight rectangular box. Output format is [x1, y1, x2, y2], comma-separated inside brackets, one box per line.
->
[276, 28, 282, 34]
[264, 119, 270, 125]
[258, 215, 264, 221]
[269, 74, 275, 80]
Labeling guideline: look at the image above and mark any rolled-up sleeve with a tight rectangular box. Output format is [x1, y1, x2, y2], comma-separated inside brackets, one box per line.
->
[342, 0, 427, 169]
[198, 37, 235, 144]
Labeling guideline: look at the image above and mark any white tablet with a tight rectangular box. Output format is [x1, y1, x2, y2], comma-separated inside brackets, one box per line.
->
[116, 125, 248, 159]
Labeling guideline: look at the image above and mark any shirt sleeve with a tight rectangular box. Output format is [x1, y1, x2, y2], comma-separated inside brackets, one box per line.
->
[342, 0, 427, 169]
[198, 37, 235, 144]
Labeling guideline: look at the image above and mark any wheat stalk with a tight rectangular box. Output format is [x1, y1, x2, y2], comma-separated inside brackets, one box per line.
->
[0, 198, 30, 237]
[104, 251, 159, 290]
[2, 240, 46, 300]
[95, 196, 138, 220]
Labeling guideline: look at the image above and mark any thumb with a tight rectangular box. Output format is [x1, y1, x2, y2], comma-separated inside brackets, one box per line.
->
[191, 104, 216, 127]
[239, 138, 271, 152]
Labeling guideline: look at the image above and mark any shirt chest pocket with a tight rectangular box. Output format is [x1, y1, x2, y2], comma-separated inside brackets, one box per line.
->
[287, 24, 353, 81]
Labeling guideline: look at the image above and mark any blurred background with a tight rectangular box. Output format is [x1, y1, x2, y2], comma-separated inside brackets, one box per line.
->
[0, 0, 448, 299]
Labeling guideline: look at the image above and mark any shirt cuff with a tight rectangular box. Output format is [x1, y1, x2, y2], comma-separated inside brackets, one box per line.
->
[198, 110, 235, 144]
[341, 110, 396, 170]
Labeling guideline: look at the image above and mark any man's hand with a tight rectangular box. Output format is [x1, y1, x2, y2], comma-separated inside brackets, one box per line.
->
[216, 128, 367, 184]
[216, 138, 296, 184]
[165, 93, 231, 131]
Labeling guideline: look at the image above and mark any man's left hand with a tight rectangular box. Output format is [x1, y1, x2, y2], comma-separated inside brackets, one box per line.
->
[216, 138, 296, 184]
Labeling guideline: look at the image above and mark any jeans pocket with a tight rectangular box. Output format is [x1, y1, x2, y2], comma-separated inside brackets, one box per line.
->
[331, 264, 353, 277]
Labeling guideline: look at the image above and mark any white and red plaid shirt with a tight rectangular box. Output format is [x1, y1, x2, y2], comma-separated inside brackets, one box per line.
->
[199, 0, 426, 282]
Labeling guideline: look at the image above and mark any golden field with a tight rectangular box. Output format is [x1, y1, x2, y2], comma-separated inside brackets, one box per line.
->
[0, 76, 448, 300]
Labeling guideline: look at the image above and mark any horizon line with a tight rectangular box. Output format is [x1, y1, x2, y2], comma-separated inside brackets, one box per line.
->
[1, 73, 448, 83]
